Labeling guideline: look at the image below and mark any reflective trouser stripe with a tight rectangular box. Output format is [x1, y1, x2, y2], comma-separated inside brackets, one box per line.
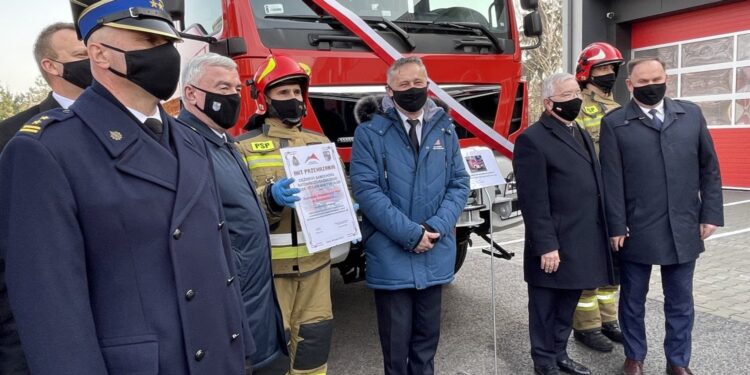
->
[576, 296, 599, 311]
[596, 291, 617, 304]
[245, 154, 283, 170]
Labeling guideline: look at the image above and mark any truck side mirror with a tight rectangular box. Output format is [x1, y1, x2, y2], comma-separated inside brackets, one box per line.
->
[209, 37, 248, 57]
[520, 11, 543, 50]
[523, 11, 543, 37]
[163, 0, 185, 26]
[520, 0, 539, 11]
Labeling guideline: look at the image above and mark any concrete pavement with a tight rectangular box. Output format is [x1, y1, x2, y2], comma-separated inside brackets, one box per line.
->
[327, 190, 750, 374]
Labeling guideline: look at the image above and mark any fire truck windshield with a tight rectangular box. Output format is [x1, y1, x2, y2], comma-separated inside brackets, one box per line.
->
[250, 0, 512, 54]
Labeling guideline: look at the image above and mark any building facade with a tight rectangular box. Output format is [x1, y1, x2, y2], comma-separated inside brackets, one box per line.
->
[569, 0, 750, 188]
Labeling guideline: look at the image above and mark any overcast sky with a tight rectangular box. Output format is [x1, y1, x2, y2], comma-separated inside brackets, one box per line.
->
[1, 0, 71, 93]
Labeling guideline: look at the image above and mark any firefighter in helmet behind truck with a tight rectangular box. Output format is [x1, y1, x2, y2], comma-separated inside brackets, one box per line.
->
[236, 54, 333, 375]
[572, 41, 625, 353]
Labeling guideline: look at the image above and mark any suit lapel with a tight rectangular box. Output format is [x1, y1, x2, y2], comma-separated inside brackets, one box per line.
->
[169, 116, 209, 227]
[625, 99, 663, 132]
[661, 98, 686, 131]
[541, 115, 591, 163]
[73, 89, 178, 191]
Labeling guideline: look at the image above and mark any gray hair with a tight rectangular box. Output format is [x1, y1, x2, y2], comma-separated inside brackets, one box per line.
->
[33, 22, 76, 76]
[181, 53, 238, 92]
[541, 72, 576, 99]
[386, 56, 428, 85]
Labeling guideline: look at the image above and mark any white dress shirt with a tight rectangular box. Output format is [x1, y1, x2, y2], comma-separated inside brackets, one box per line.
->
[638, 100, 665, 122]
[396, 109, 425, 145]
[126, 106, 163, 124]
[52, 92, 75, 109]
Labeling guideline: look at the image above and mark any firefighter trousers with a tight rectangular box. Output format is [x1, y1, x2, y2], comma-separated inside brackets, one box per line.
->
[573, 285, 619, 331]
[274, 266, 333, 375]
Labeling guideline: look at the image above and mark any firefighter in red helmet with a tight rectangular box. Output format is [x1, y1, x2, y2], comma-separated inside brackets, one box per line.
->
[237, 54, 334, 375]
[573, 42, 625, 352]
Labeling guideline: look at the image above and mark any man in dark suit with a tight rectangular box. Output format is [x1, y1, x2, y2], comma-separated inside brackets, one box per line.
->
[514, 72, 613, 375]
[0, 1, 250, 373]
[0, 22, 91, 151]
[0, 21, 91, 375]
[178, 53, 287, 374]
[600, 57, 723, 375]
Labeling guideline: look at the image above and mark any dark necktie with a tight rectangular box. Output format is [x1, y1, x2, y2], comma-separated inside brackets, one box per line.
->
[407, 119, 420, 154]
[567, 124, 584, 146]
[143, 118, 163, 141]
[649, 109, 663, 130]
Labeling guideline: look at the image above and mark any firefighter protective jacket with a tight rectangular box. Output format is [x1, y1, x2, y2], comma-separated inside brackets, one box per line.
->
[237, 118, 332, 277]
[576, 88, 620, 155]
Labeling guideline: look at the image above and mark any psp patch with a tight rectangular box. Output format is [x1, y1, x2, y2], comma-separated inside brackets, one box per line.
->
[250, 140, 276, 152]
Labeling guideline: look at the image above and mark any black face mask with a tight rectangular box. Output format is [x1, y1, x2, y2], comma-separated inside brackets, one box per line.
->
[268, 98, 306, 126]
[390, 86, 428, 113]
[103, 42, 181, 100]
[632, 83, 667, 106]
[590, 73, 616, 94]
[550, 97, 583, 122]
[52, 58, 93, 89]
[191, 86, 241, 129]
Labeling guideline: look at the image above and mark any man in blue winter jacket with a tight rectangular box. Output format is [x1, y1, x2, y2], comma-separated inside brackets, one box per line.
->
[350, 56, 470, 375]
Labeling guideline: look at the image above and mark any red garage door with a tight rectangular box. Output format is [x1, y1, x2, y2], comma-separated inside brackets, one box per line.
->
[631, 0, 750, 189]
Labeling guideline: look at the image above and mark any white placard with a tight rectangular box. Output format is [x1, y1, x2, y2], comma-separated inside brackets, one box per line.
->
[280, 143, 361, 253]
[460, 146, 505, 190]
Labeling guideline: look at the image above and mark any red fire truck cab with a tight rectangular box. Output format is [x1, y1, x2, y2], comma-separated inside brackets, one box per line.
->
[165, 0, 542, 282]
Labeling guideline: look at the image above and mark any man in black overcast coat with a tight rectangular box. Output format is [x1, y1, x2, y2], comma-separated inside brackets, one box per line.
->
[514, 72, 613, 375]
[600, 57, 723, 375]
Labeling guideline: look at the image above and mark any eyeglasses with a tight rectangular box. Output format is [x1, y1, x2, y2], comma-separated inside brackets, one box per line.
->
[548, 91, 583, 101]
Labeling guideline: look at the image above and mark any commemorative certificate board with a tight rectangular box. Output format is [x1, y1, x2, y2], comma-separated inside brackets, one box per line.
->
[279, 143, 361, 254]
[460, 146, 505, 190]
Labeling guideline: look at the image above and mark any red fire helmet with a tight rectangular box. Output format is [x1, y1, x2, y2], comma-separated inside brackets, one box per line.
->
[575, 42, 624, 82]
[250, 54, 311, 115]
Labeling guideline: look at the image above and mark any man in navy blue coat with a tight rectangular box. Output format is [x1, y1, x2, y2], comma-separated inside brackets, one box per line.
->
[0, 1, 249, 374]
[178, 53, 287, 374]
[600, 57, 723, 375]
[514, 73, 613, 375]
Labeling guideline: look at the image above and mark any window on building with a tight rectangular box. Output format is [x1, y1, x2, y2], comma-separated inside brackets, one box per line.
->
[633, 31, 750, 128]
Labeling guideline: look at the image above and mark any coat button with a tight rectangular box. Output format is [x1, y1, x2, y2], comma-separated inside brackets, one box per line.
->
[185, 289, 196, 301]
[194, 349, 205, 361]
[218, 221, 225, 230]
[172, 228, 182, 240]
[226, 276, 235, 286]
[231, 333, 240, 341]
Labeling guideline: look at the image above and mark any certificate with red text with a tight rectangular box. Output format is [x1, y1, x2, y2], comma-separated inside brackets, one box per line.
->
[280, 143, 361, 253]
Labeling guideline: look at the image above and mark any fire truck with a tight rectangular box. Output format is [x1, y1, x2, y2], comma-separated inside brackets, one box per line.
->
[163, 0, 543, 282]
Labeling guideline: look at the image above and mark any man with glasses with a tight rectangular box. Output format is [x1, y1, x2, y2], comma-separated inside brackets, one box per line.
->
[513, 72, 613, 375]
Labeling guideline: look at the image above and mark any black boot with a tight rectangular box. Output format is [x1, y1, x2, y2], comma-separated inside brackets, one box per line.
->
[602, 321, 624, 343]
[557, 356, 591, 375]
[574, 329, 613, 352]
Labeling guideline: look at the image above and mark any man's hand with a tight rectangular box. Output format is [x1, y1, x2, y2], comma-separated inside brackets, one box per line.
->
[700, 223, 717, 240]
[271, 177, 301, 208]
[540, 250, 560, 273]
[610, 235, 626, 252]
[414, 230, 440, 253]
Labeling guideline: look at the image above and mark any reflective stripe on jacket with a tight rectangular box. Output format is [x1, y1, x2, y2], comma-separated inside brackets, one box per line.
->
[237, 118, 332, 276]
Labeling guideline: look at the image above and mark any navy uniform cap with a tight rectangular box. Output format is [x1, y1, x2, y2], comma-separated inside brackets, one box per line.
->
[71, 0, 181, 42]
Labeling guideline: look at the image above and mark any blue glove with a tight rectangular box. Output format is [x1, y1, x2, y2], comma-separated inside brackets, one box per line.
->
[271, 177, 301, 208]
[353, 203, 359, 212]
